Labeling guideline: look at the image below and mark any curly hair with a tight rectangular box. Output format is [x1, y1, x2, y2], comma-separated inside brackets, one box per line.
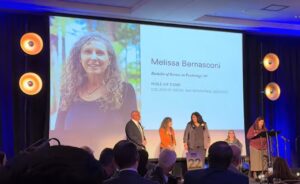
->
[189, 112, 207, 130]
[59, 32, 123, 111]
[190, 112, 204, 124]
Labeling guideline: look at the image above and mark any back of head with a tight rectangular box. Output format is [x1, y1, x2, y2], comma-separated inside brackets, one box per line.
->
[158, 149, 177, 171]
[272, 157, 296, 180]
[99, 148, 114, 166]
[113, 140, 139, 170]
[131, 111, 141, 122]
[208, 141, 233, 170]
[81, 146, 94, 156]
[8, 145, 103, 184]
[230, 145, 241, 167]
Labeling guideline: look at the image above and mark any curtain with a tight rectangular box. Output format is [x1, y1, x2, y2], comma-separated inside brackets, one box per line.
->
[0, 13, 49, 158]
[244, 34, 300, 167]
[0, 12, 299, 168]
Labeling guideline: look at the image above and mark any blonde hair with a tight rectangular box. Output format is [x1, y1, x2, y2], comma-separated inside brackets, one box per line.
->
[226, 130, 237, 140]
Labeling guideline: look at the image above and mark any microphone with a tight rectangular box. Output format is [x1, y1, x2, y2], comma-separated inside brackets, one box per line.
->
[281, 136, 290, 142]
[21, 138, 61, 154]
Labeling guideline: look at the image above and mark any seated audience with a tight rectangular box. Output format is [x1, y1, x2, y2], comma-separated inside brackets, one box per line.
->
[1, 145, 103, 184]
[225, 130, 242, 150]
[184, 141, 248, 184]
[99, 148, 116, 180]
[228, 144, 254, 183]
[145, 149, 178, 184]
[268, 157, 299, 184]
[104, 140, 156, 184]
[228, 145, 242, 174]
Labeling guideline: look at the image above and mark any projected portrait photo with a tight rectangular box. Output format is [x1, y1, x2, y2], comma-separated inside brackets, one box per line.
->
[55, 32, 137, 130]
[50, 17, 141, 152]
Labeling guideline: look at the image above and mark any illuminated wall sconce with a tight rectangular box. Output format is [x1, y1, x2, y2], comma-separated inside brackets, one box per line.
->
[265, 82, 281, 101]
[19, 72, 43, 95]
[20, 32, 43, 55]
[263, 53, 280, 72]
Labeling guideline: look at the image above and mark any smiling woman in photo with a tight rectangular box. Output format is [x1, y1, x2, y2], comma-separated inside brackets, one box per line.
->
[55, 32, 137, 131]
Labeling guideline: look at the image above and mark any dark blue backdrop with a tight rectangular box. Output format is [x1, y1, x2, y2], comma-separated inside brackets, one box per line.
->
[0, 12, 299, 167]
[244, 34, 300, 168]
[0, 13, 49, 159]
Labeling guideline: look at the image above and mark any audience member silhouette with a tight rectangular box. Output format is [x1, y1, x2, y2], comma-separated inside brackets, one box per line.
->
[104, 140, 156, 184]
[268, 157, 299, 184]
[81, 145, 95, 156]
[145, 149, 178, 184]
[99, 148, 116, 180]
[184, 141, 248, 184]
[228, 145, 242, 174]
[1, 145, 103, 184]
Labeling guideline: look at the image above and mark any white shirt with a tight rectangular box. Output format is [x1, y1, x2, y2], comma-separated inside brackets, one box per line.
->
[132, 119, 144, 139]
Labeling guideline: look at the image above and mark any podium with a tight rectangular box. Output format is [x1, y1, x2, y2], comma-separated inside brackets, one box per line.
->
[251, 130, 280, 168]
[251, 130, 280, 140]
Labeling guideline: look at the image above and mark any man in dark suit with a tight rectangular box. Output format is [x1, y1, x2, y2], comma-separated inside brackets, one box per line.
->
[104, 140, 156, 184]
[184, 141, 249, 184]
[125, 111, 147, 149]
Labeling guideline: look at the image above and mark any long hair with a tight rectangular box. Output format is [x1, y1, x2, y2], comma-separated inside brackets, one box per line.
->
[190, 112, 204, 123]
[189, 112, 207, 130]
[226, 130, 237, 141]
[160, 117, 173, 131]
[59, 32, 123, 111]
[253, 116, 266, 130]
[272, 157, 297, 180]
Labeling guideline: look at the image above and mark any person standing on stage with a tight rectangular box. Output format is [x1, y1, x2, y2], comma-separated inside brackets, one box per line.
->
[183, 112, 210, 166]
[159, 117, 176, 150]
[125, 111, 147, 149]
[246, 116, 268, 179]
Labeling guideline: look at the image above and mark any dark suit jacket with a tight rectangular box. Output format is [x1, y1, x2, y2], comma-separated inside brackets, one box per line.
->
[125, 120, 145, 149]
[104, 170, 156, 184]
[184, 168, 249, 184]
